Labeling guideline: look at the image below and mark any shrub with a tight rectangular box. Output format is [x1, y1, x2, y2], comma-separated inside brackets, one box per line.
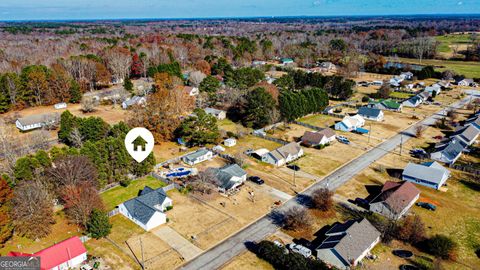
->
[425, 234, 456, 260]
[165, 205, 173, 211]
[282, 206, 311, 231]
[119, 178, 132, 187]
[310, 188, 334, 211]
[362, 96, 370, 102]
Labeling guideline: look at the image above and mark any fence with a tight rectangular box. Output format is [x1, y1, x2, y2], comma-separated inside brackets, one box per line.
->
[108, 208, 120, 217]
[293, 120, 324, 131]
[151, 172, 182, 189]
[251, 133, 289, 145]
[450, 164, 480, 176]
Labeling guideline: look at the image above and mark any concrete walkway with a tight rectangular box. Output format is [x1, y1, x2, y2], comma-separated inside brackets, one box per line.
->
[152, 226, 203, 261]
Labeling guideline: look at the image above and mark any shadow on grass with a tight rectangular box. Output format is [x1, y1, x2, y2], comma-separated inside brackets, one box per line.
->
[387, 168, 404, 179]
[459, 179, 480, 191]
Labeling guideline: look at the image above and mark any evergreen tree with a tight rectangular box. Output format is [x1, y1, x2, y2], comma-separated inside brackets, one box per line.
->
[176, 108, 220, 146]
[14, 156, 41, 181]
[69, 80, 82, 103]
[58, 110, 77, 144]
[243, 87, 276, 128]
[87, 209, 112, 239]
[123, 77, 134, 94]
[199, 75, 220, 93]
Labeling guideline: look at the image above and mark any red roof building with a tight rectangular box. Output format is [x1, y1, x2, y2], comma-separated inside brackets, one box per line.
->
[8, 236, 87, 270]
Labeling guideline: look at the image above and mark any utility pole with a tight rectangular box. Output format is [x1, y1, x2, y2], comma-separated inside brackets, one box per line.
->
[399, 134, 403, 156]
[368, 123, 372, 144]
[140, 236, 145, 270]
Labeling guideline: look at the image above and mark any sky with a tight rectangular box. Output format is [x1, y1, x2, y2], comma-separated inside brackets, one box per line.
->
[0, 0, 479, 21]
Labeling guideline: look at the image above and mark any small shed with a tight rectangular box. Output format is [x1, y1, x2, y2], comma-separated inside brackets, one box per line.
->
[54, 102, 67, 110]
[224, 138, 237, 147]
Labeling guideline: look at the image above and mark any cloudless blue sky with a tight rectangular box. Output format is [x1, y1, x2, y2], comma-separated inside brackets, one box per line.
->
[0, 0, 479, 21]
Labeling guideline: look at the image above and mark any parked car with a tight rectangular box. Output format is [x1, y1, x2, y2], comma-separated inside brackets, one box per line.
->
[400, 265, 419, 270]
[416, 202, 436, 211]
[337, 137, 350, 145]
[248, 176, 265, 185]
[287, 164, 301, 171]
[288, 243, 312, 258]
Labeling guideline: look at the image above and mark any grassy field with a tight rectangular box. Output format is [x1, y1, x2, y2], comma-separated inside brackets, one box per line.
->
[435, 34, 474, 55]
[393, 57, 480, 78]
[100, 176, 166, 211]
[390, 92, 414, 99]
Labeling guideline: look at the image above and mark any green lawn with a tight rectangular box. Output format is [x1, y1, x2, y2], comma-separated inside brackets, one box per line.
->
[393, 57, 480, 78]
[101, 176, 166, 211]
[390, 92, 414, 99]
[435, 34, 474, 54]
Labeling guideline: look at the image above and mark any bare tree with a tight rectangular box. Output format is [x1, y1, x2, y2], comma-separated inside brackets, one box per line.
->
[189, 70, 207, 87]
[282, 206, 311, 231]
[81, 96, 98, 113]
[412, 37, 435, 63]
[311, 188, 334, 211]
[47, 155, 98, 189]
[12, 181, 55, 239]
[104, 47, 132, 84]
[70, 127, 84, 148]
[414, 125, 426, 138]
[188, 169, 221, 195]
[61, 182, 104, 228]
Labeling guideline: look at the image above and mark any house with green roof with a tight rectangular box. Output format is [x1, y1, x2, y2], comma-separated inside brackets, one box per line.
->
[367, 99, 402, 112]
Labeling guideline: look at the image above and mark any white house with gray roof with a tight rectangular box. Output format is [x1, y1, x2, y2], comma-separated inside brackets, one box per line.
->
[214, 164, 247, 193]
[430, 138, 466, 165]
[118, 186, 172, 231]
[16, 113, 59, 132]
[402, 161, 450, 190]
[204, 107, 226, 120]
[262, 142, 304, 167]
[182, 149, 213, 166]
[315, 218, 381, 269]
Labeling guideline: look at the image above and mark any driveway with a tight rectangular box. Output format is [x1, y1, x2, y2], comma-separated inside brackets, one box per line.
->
[179, 97, 471, 270]
[152, 226, 203, 261]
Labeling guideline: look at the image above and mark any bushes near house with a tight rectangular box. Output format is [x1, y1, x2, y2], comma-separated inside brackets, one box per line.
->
[424, 234, 457, 260]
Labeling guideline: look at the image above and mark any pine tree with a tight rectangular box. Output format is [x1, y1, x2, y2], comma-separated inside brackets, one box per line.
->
[87, 209, 112, 239]
[69, 80, 82, 103]
[123, 77, 134, 94]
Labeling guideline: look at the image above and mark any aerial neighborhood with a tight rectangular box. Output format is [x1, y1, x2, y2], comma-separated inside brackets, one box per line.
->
[0, 13, 479, 270]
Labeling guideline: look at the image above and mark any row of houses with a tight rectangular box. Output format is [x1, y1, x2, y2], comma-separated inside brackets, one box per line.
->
[403, 91, 430, 108]
[430, 113, 480, 165]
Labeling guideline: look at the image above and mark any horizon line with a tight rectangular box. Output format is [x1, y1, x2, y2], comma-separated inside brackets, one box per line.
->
[1, 13, 480, 23]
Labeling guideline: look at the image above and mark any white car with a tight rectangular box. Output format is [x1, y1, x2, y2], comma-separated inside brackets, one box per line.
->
[288, 243, 312, 258]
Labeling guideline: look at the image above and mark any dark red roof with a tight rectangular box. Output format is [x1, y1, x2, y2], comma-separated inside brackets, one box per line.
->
[8, 236, 87, 270]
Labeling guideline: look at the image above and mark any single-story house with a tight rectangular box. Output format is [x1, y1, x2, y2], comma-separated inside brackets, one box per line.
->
[280, 58, 294, 65]
[205, 107, 227, 120]
[452, 124, 480, 146]
[182, 149, 213, 166]
[456, 78, 477, 87]
[183, 86, 199, 96]
[252, 60, 267, 67]
[369, 181, 420, 220]
[315, 218, 381, 270]
[118, 186, 173, 231]
[8, 236, 87, 270]
[214, 164, 247, 193]
[430, 138, 466, 165]
[358, 107, 384, 122]
[403, 95, 422, 108]
[436, 80, 451, 89]
[301, 128, 336, 147]
[262, 142, 304, 167]
[122, 96, 146, 109]
[320, 61, 336, 71]
[400, 71, 414, 80]
[389, 76, 404, 87]
[16, 113, 59, 132]
[335, 115, 365, 132]
[224, 138, 237, 147]
[402, 161, 451, 190]
[54, 102, 67, 110]
[418, 91, 431, 101]
[466, 116, 480, 130]
[368, 99, 402, 112]
[425, 85, 442, 95]
[212, 145, 225, 152]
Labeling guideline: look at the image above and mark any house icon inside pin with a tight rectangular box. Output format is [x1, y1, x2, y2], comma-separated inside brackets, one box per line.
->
[132, 135, 148, 151]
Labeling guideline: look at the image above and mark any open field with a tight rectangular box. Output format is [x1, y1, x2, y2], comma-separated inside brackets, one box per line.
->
[223, 135, 282, 155]
[435, 34, 474, 58]
[100, 176, 166, 211]
[392, 57, 480, 78]
[0, 211, 81, 256]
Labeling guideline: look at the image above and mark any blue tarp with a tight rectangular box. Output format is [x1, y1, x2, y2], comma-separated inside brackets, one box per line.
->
[354, 127, 369, 134]
[177, 138, 185, 145]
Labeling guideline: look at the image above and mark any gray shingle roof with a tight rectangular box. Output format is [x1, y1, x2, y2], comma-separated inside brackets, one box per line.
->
[403, 162, 450, 185]
[317, 218, 380, 265]
[184, 149, 210, 162]
[123, 187, 168, 225]
[454, 125, 480, 143]
[358, 107, 382, 118]
[433, 138, 465, 161]
[17, 113, 59, 126]
[215, 164, 246, 190]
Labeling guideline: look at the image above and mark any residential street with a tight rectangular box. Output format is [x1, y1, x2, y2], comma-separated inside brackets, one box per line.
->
[179, 97, 471, 270]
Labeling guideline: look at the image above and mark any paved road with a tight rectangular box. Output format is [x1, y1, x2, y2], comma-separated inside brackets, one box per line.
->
[180, 97, 471, 270]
